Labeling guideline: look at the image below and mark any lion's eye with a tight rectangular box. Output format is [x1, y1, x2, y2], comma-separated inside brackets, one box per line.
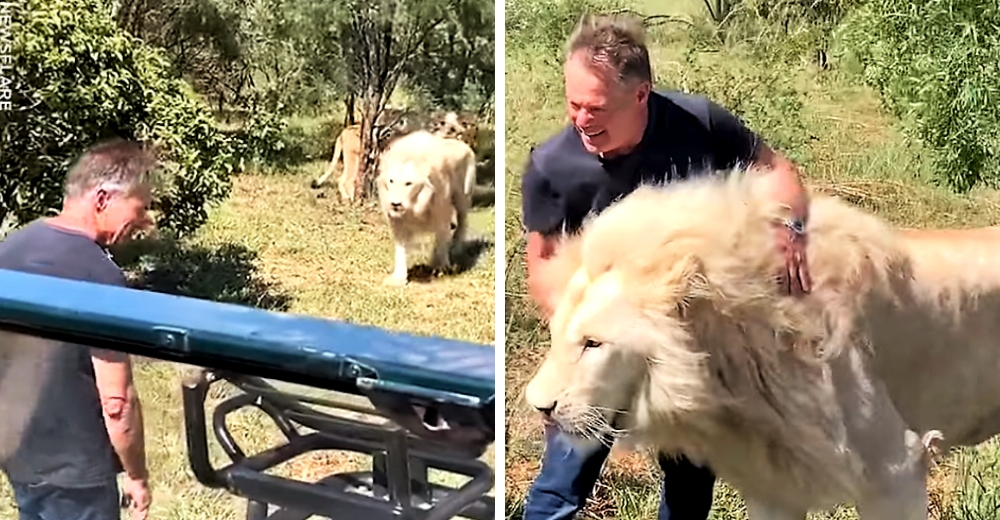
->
[583, 338, 602, 349]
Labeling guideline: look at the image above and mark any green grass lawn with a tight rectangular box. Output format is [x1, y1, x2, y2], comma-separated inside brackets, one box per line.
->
[504, 1, 1000, 519]
[0, 159, 496, 518]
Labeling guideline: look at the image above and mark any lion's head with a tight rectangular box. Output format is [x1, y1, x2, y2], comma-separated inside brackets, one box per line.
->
[524, 169, 906, 457]
[377, 161, 434, 219]
[429, 111, 478, 150]
[376, 132, 443, 220]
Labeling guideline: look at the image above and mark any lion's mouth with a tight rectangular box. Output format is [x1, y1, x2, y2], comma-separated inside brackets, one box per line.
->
[550, 407, 628, 446]
[386, 204, 407, 217]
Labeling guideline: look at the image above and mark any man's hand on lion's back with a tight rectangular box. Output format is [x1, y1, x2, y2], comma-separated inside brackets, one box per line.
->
[775, 224, 812, 297]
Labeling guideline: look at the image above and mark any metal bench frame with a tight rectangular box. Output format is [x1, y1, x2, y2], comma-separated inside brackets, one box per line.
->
[183, 369, 494, 520]
[0, 269, 496, 520]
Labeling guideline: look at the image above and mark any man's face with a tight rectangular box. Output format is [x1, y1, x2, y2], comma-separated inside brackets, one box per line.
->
[94, 186, 153, 246]
[564, 53, 650, 156]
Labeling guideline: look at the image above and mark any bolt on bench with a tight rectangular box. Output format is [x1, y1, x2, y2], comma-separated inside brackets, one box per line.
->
[0, 268, 495, 520]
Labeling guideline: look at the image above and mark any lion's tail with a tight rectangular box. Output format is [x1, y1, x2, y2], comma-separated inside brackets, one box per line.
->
[312, 130, 345, 188]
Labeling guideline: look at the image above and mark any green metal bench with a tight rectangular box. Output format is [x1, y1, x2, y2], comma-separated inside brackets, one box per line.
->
[0, 268, 495, 520]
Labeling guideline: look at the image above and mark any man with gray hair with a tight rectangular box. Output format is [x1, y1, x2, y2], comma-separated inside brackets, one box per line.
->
[0, 139, 156, 520]
[520, 12, 812, 520]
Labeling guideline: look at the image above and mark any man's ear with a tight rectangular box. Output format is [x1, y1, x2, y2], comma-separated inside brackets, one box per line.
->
[94, 188, 111, 212]
[635, 81, 652, 105]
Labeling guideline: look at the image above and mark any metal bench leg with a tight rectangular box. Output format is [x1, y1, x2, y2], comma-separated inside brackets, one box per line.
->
[246, 499, 269, 520]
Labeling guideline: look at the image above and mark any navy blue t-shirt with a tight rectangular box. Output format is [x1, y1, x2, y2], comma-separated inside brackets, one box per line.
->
[521, 90, 763, 237]
[0, 219, 126, 487]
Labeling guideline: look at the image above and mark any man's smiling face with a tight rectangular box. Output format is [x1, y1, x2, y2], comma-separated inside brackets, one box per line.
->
[564, 51, 649, 157]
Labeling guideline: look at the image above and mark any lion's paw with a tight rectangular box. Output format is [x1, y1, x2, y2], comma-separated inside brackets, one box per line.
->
[922, 429, 945, 460]
[382, 274, 408, 287]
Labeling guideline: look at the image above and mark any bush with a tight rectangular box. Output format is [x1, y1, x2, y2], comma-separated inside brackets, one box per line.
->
[663, 46, 814, 167]
[506, 0, 625, 55]
[707, 0, 862, 62]
[1, 0, 238, 236]
[836, 0, 1000, 192]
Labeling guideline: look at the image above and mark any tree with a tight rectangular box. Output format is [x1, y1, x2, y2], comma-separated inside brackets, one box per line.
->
[1, 0, 237, 237]
[323, 0, 494, 202]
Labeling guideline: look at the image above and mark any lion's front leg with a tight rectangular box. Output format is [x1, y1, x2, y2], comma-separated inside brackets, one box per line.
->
[854, 429, 931, 520]
[383, 226, 411, 286]
[745, 499, 806, 520]
[832, 350, 932, 520]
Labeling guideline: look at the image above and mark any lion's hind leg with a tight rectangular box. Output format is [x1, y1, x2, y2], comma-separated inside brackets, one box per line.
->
[338, 143, 361, 203]
[450, 153, 475, 245]
[429, 224, 453, 273]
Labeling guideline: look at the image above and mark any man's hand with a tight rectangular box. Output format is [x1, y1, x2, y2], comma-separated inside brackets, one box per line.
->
[751, 144, 812, 297]
[122, 475, 151, 520]
[773, 220, 812, 296]
[525, 231, 562, 320]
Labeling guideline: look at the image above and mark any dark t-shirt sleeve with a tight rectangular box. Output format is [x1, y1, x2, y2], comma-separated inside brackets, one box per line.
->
[90, 260, 128, 288]
[706, 99, 763, 169]
[520, 152, 566, 236]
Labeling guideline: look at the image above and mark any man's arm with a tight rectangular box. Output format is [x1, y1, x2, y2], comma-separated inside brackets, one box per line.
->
[705, 98, 810, 223]
[521, 152, 569, 321]
[525, 231, 562, 320]
[750, 143, 810, 224]
[91, 347, 147, 481]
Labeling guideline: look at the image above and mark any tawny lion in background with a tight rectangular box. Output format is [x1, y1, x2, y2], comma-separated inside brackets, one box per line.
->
[376, 130, 476, 286]
[310, 123, 363, 202]
[310, 107, 412, 201]
[525, 168, 1000, 519]
[429, 111, 479, 152]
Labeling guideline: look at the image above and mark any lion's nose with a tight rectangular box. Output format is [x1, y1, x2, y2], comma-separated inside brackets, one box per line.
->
[390, 202, 402, 210]
[535, 401, 557, 416]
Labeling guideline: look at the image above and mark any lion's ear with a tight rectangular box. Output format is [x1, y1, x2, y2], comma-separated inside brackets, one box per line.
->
[414, 176, 436, 212]
[667, 253, 710, 301]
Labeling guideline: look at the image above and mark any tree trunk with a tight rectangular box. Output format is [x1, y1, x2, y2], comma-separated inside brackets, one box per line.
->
[355, 88, 387, 201]
[344, 91, 356, 127]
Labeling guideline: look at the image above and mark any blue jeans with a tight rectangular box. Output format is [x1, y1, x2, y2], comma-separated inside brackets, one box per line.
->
[523, 425, 715, 520]
[9, 479, 120, 520]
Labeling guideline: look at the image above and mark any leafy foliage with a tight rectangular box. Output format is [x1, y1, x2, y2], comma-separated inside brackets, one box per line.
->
[506, 0, 625, 55]
[1, 0, 236, 236]
[709, 0, 861, 62]
[837, 0, 1000, 192]
[401, 0, 495, 113]
[665, 47, 814, 167]
[314, 0, 494, 199]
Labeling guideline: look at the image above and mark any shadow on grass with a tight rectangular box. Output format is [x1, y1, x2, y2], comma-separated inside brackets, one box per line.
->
[111, 234, 294, 313]
[405, 235, 495, 283]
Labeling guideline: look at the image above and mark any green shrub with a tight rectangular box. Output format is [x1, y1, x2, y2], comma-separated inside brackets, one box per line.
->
[2, 0, 238, 236]
[836, 0, 1000, 192]
[506, 0, 626, 55]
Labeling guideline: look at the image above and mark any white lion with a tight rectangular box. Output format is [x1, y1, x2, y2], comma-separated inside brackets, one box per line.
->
[524, 168, 1000, 519]
[376, 130, 476, 286]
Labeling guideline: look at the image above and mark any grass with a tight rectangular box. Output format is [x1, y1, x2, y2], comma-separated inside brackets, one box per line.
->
[503, 0, 1000, 519]
[0, 150, 496, 518]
